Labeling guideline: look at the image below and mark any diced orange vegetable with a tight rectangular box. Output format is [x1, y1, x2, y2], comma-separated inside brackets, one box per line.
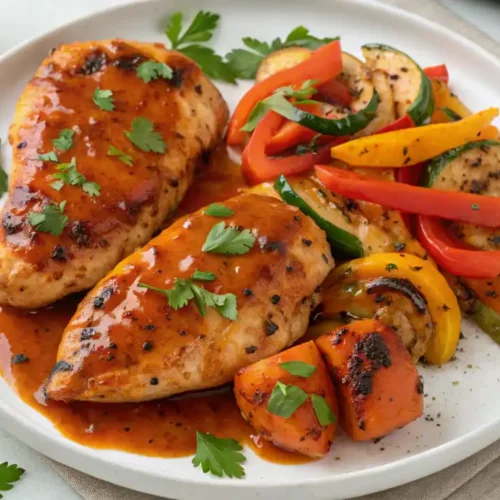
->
[329, 107, 499, 167]
[316, 319, 423, 441]
[234, 341, 338, 458]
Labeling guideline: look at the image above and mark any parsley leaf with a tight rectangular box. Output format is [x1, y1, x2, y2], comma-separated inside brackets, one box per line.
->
[180, 45, 237, 84]
[0, 139, 8, 198]
[52, 129, 74, 151]
[192, 431, 246, 479]
[241, 81, 318, 132]
[192, 270, 216, 281]
[202, 221, 255, 255]
[280, 361, 316, 378]
[267, 381, 308, 418]
[51, 157, 101, 197]
[125, 117, 166, 154]
[38, 151, 59, 162]
[0, 462, 25, 498]
[205, 203, 235, 217]
[28, 201, 68, 236]
[164, 11, 237, 84]
[311, 394, 336, 426]
[107, 146, 134, 166]
[165, 12, 183, 47]
[224, 49, 263, 80]
[137, 61, 173, 83]
[167, 11, 220, 49]
[92, 88, 115, 111]
[226, 28, 337, 79]
[138, 279, 237, 320]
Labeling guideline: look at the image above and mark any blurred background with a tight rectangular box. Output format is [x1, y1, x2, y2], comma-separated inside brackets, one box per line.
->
[0, 0, 500, 54]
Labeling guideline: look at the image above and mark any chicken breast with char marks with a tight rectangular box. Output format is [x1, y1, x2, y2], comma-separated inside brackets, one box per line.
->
[0, 39, 228, 308]
[47, 194, 333, 402]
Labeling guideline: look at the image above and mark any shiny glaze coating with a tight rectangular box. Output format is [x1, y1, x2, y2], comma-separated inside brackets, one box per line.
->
[47, 194, 333, 402]
[0, 39, 228, 308]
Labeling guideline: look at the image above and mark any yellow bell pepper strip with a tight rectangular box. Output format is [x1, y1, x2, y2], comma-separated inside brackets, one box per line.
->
[430, 79, 471, 124]
[331, 253, 461, 365]
[329, 107, 499, 167]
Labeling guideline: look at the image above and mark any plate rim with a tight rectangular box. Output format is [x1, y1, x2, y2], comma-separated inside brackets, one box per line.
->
[0, 0, 499, 498]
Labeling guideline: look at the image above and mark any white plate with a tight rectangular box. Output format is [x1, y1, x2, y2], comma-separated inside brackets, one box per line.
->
[1, 1, 500, 499]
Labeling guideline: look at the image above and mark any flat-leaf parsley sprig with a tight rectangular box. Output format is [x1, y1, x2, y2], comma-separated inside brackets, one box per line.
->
[0, 462, 25, 498]
[139, 270, 237, 320]
[164, 11, 237, 84]
[192, 431, 246, 479]
[226, 26, 337, 79]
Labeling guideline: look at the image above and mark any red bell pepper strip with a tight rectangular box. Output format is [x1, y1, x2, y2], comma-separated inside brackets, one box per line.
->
[242, 111, 342, 185]
[314, 165, 500, 227]
[423, 64, 449, 84]
[376, 114, 415, 135]
[317, 79, 352, 107]
[226, 40, 343, 146]
[417, 216, 500, 278]
[266, 103, 327, 155]
[395, 163, 423, 185]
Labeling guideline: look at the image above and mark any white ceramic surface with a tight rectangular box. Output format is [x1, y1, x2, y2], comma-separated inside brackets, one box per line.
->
[1, 1, 500, 499]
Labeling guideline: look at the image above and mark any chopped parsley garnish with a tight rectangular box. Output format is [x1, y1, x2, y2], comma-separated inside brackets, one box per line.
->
[205, 203, 235, 217]
[125, 117, 166, 154]
[138, 278, 237, 320]
[52, 128, 74, 151]
[0, 139, 7, 198]
[385, 263, 398, 272]
[226, 27, 337, 79]
[241, 80, 318, 132]
[28, 201, 68, 236]
[192, 270, 216, 281]
[267, 382, 308, 418]
[311, 394, 336, 426]
[202, 221, 255, 255]
[192, 431, 246, 479]
[280, 361, 316, 378]
[51, 157, 101, 197]
[92, 88, 115, 111]
[0, 462, 25, 498]
[107, 146, 134, 166]
[137, 61, 173, 83]
[164, 11, 237, 84]
[471, 203, 480, 211]
[38, 151, 59, 162]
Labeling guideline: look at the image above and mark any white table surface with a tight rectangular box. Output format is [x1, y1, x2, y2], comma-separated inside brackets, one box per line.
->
[1, 0, 500, 499]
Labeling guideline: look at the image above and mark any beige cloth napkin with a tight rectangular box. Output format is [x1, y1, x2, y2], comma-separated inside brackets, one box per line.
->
[48, 0, 500, 499]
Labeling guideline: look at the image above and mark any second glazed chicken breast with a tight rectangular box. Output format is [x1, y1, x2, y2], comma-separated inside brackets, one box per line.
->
[0, 39, 228, 308]
[47, 194, 333, 402]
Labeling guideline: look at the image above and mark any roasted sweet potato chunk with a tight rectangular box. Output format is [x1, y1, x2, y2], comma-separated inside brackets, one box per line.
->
[316, 319, 423, 441]
[234, 341, 338, 458]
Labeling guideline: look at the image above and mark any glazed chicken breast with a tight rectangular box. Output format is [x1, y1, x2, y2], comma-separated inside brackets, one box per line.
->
[0, 39, 228, 309]
[47, 194, 333, 402]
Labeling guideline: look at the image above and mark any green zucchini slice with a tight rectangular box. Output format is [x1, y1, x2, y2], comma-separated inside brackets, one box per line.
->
[362, 43, 434, 125]
[274, 174, 364, 258]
